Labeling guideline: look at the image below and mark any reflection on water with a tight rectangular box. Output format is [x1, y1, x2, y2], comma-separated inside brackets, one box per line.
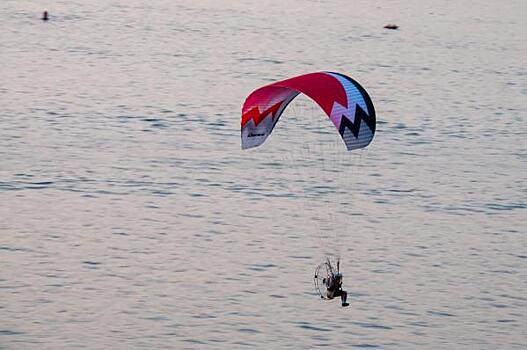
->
[1, 0, 526, 349]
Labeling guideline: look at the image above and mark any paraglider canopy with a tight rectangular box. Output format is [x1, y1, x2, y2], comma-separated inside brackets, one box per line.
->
[241, 72, 376, 151]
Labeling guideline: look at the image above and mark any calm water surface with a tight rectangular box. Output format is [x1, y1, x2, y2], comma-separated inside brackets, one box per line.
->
[1, 0, 526, 349]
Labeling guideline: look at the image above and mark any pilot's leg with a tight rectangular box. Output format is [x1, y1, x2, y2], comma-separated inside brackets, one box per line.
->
[341, 291, 349, 307]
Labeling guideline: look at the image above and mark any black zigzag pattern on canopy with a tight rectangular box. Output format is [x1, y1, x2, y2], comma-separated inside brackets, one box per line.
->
[338, 104, 376, 138]
[327, 72, 376, 139]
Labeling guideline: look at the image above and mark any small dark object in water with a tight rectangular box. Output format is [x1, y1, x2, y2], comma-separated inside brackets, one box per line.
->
[42, 11, 49, 21]
[384, 24, 398, 30]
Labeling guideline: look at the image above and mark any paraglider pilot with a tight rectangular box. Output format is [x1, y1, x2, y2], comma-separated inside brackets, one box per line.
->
[323, 260, 349, 307]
